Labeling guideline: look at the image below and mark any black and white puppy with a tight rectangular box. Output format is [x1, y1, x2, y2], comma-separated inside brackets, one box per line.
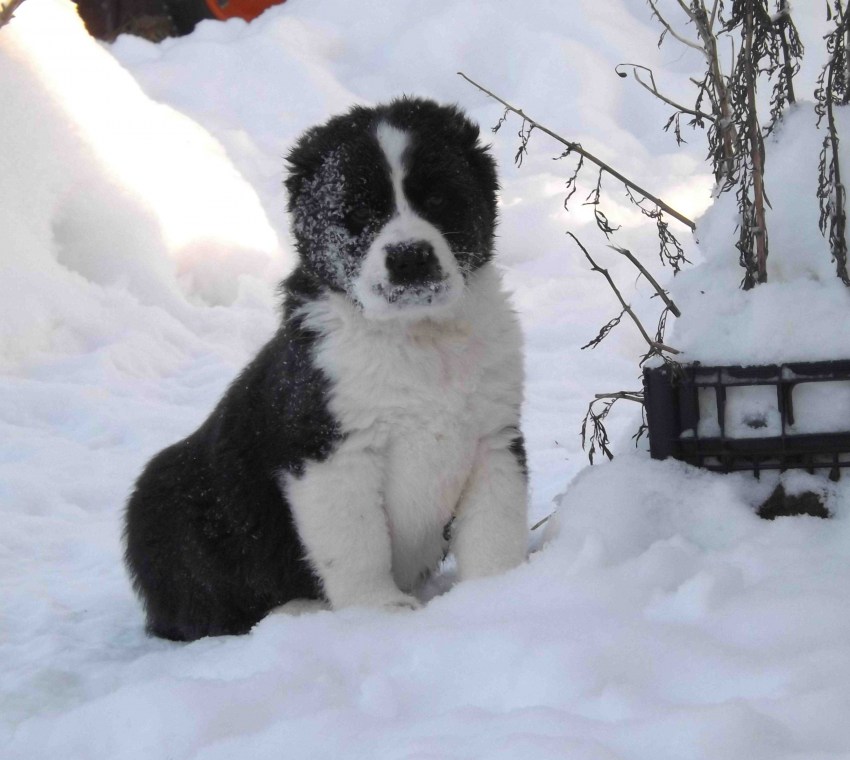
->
[124, 97, 528, 641]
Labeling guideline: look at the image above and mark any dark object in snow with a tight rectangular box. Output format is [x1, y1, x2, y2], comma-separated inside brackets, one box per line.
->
[73, 0, 287, 41]
[644, 360, 850, 483]
[757, 484, 829, 520]
[124, 97, 528, 641]
[74, 0, 177, 41]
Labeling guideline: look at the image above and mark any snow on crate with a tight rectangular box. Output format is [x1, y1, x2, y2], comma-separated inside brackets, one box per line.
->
[640, 102, 850, 484]
[669, 105, 850, 366]
[690, 371, 850, 439]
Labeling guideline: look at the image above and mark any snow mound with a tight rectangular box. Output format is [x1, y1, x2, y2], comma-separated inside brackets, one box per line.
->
[670, 105, 850, 364]
[0, 0, 285, 371]
[10, 452, 850, 759]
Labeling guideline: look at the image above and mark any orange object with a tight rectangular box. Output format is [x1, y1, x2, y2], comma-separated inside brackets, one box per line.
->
[204, 0, 285, 22]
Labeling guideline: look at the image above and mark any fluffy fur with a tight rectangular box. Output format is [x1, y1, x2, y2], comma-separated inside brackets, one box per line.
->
[124, 97, 528, 641]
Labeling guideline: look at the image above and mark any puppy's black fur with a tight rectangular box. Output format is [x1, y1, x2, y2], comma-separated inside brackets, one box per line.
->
[124, 273, 337, 640]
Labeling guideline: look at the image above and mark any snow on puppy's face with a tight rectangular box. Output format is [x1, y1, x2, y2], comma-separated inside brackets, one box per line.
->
[285, 98, 498, 320]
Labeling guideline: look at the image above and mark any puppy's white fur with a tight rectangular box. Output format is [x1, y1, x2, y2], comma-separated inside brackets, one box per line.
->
[282, 123, 527, 610]
[282, 265, 526, 609]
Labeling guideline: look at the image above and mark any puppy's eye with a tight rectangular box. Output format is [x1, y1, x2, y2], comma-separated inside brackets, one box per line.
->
[425, 194, 445, 209]
[347, 206, 373, 227]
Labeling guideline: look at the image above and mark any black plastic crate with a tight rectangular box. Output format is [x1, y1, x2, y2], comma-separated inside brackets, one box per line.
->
[643, 360, 850, 478]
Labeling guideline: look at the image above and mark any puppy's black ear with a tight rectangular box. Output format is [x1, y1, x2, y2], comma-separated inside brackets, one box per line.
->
[439, 103, 499, 195]
[464, 133, 500, 202]
[285, 104, 377, 210]
[456, 116, 482, 151]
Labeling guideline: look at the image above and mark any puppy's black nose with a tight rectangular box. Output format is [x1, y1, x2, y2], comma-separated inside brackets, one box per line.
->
[385, 241, 441, 285]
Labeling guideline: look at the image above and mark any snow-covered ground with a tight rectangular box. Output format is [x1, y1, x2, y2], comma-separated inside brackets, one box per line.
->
[4, 1, 850, 757]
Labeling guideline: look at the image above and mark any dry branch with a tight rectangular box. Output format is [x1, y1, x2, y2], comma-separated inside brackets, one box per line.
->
[647, 0, 702, 52]
[0, 0, 25, 29]
[615, 64, 717, 124]
[530, 513, 553, 531]
[743, 7, 768, 285]
[776, 0, 797, 106]
[594, 392, 645, 403]
[692, 0, 738, 179]
[567, 232, 681, 356]
[458, 71, 696, 231]
[608, 245, 682, 317]
[816, 0, 850, 284]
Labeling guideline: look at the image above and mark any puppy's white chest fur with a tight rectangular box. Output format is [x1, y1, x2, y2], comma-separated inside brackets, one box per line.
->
[290, 264, 523, 591]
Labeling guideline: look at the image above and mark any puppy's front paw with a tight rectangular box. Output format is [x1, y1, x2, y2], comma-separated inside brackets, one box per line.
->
[382, 594, 421, 612]
[332, 588, 421, 612]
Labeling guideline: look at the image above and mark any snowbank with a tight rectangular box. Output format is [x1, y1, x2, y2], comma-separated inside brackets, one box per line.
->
[0, 0, 284, 372]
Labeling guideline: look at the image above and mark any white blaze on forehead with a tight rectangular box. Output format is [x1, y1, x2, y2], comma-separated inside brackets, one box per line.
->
[376, 122, 411, 216]
[353, 121, 464, 320]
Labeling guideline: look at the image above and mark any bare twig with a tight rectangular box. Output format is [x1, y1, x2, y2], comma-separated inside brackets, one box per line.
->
[674, 0, 697, 22]
[743, 6, 768, 285]
[608, 244, 682, 317]
[568, 232, 681, 356]
[582, 309, 626, 350]
[594, 392, 645, 403]
[0, 0, 25, 28]
[776, 0, 797, 106]
[616, 63, 717, 123]
[816, 0, 850, 284]
[585, 167, 620, 237]
[530, 513, 553, 531]
[560, 149, 585, 208]
[624, 186, 689, 271]
[581, 396, 617, 463]
[692, 0, 738, 179]
[458, 71, 696, 231]
[647, 0, 703, 52]
[709, 0, 721, 29]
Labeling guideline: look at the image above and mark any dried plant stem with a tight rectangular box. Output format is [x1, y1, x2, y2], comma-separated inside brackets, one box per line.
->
[0, 0, 25, 28]
[608, 245, 682, 317]
[693, 0, 738, 178]
[838, 8, 850, 99]
[458, 71, 696, 231]
[567, 233, 681, 356]
[616, 64, 716, 124]
[824, 37, 849, 283]
[776, 0, 797, 105]
[530, 514, 553, 531]
[817, 1, 850, 284]
[743, 7, 768, 285]
[825, 89, 846, 271]
[594, 392, 645, 403]
[647, 0, 702, 52]
[648, 0, 736, 179]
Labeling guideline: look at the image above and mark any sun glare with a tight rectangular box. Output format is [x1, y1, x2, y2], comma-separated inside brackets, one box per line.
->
[14, 0, 279, 257]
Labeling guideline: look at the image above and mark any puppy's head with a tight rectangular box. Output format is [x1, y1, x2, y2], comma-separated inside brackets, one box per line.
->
[285, 97, 498, 320]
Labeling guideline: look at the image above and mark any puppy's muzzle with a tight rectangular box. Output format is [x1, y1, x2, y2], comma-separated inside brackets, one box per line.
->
[385, 241, 442, 286]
